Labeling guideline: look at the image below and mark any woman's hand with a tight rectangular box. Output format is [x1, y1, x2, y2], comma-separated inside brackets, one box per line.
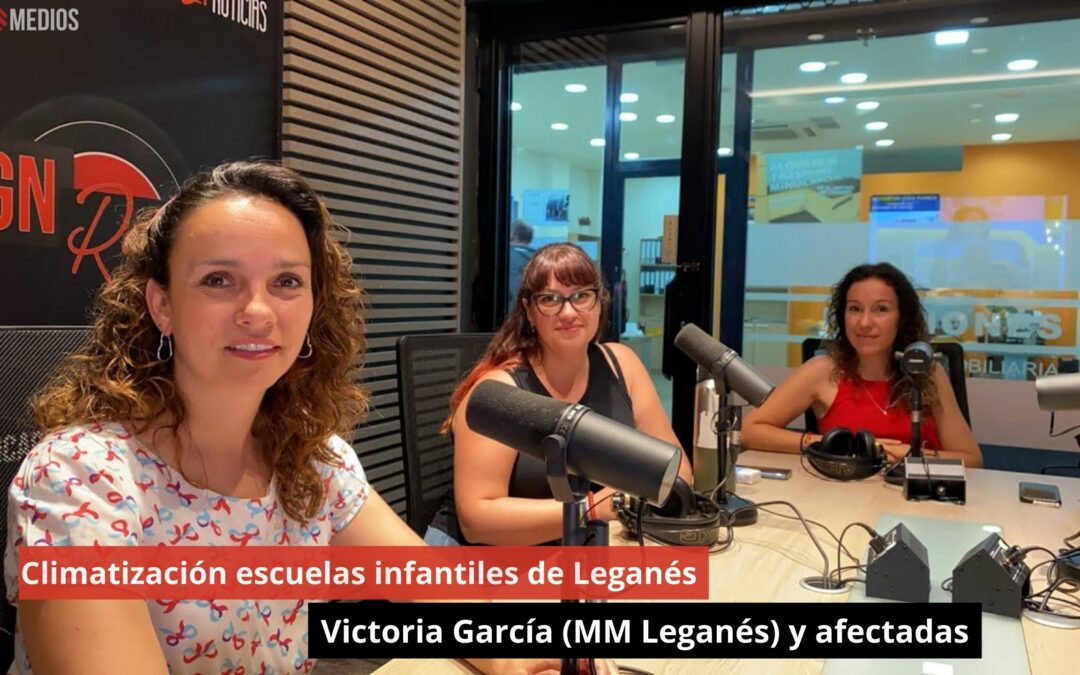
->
[877, 439, 911, 464]
[469, 657, 619, 674]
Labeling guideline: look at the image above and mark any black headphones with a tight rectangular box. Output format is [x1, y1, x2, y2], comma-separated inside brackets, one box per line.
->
[803, 427, 887, 481]
[615, 477, 723, 546]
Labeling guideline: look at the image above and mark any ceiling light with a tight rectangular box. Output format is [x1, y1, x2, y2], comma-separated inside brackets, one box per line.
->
[875, 139, 895, 147]
[807, 33, 825, 41]
[623, 152, 640, 160]
[619, 112, 638, 122]
[510, 101, 522, 111]
[824, 96, 846, 104]
[564, 83, 588, 93]
[827, 61, 840, 67]
[995, 113, 1019, 123]
[841, 72, 868, 84]
[656, 114, 677, 124]
[971, 47, 988, 55]
[800, 61, 827, 73]
[1047, 235, 1054, 243]
[589, 138, 606, 147]
[856, 101, 880, 111]
[550, 122, 569, 131]
[620, 92, 639, 103]
[970, 103, 983, 108]
[935, 30, 969, 46]
[865, 121, 888, 131]
[992, 133, 1012, 141]
[971, 118, 982, 124]
[717, 147, 733, 156]
[1007, 59, 1038, 71]
[970, 17, 989, 25]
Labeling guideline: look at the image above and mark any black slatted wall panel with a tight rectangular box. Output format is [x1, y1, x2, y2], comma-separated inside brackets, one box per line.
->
[282, 0, 464, 515]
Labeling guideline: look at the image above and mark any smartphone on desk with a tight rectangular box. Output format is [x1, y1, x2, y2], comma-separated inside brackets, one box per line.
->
[1019, 481, 1062, 507]
[738, 465, 792, 480]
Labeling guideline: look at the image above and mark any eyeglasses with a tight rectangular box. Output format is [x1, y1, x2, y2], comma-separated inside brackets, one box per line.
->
[532, 287, 600, 316]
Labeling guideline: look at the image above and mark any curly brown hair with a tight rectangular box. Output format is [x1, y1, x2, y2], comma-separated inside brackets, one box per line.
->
[826, 262, 938, 413]
[443, 242, 610, 431]
[33, 160, 368, 522]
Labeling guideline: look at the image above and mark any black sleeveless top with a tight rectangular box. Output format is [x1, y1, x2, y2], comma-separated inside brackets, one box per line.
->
[429, 342, 635, 544]
[506, 342, 635, 499]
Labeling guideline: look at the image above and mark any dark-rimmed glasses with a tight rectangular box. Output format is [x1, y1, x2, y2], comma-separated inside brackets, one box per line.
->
[531, 287, 600, 316]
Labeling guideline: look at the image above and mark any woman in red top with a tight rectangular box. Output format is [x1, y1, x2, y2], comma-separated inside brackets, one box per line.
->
[742, 262, 982, 467]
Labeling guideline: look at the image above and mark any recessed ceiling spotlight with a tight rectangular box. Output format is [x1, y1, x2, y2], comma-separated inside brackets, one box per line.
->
[550, 122, 569, 131]
[589, 138, 606, 147]
[824, 96, 846, 104]
[992, 132, 1012, 141]
[827, 61, 840, 67]
[620, 92, 639, 103]
[856, 101, 880, 111]
[841, 72, 868, 84]
[619, 112, 638, 122]
[971, 118, 982, 124]
[510, 101, 522, 111]
[994, 113, 1019, 123]
[971, 47, 989, 55]
[717, 147, 733, 156]
[935, 30, 970, 46]
[800, 61, 827, 72]
[865, 121, 888, 131]
[623, 152, 640, 160]
[808, 33, 825, 41]
[564, 83, 588, 93]
[656, 114, 677, 124]
[970, 103, 983, 108]
[1007, 59, 1038, 71]
[875, 139, 895, 147]
[970, 17, 989, 25]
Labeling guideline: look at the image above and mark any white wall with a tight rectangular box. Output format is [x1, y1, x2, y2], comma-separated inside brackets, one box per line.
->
[623, 176, 680, 326]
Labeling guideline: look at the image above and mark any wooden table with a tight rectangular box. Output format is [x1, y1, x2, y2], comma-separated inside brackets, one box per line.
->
[369, 451, 1079, 675]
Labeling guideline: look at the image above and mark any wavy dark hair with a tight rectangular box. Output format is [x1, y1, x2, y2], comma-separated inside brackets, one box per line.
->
[826, 262, 939, 412]
[33, 160, 368, 522]
[443, 242, 610, 430]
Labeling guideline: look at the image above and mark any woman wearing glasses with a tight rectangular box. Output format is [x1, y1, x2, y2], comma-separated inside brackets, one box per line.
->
[434, 243, 693, 546]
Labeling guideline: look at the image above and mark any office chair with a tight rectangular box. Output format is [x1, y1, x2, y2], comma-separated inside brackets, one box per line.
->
[800, 338, 971, 433]
[395, 333, 492, 538]
[0, 326, 90, 670]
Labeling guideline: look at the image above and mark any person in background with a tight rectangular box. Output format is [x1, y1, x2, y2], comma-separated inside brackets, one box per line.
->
[507, 219, 535, 312]
[4, 161, 612, 675]
[437, 242, 693, 546]
[742, 262, 982, 468]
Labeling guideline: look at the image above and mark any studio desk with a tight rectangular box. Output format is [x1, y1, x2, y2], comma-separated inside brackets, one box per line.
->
[368, 450, 1079, 675]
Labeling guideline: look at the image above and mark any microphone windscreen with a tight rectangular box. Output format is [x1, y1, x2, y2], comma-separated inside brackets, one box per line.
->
[674, 323, 729, 374]
[465, 380, 568, 456]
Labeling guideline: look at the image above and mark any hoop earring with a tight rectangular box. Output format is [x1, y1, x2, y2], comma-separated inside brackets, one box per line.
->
[299, 334, 313, 359]
[157, 333, 173, 362]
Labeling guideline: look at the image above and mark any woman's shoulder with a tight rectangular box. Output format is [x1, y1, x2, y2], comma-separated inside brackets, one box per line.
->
[22, 421, 138, 468]
[597, 341, 643, 372]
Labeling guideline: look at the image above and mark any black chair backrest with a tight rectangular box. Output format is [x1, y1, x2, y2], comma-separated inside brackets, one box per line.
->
[0, 326, 90, 668]
[395, 333, 493, 535]
[800, 338, 971, 433]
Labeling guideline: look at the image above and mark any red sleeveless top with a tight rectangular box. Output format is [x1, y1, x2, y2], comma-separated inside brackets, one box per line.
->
[817, 378, 941, 450]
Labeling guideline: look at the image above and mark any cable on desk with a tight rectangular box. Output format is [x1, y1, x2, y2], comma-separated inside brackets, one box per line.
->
[756, 506, 860, 564]
[728, 499, 834, 587]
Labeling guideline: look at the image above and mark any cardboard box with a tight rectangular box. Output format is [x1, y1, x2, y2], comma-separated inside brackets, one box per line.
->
[661, 214, 678, 263]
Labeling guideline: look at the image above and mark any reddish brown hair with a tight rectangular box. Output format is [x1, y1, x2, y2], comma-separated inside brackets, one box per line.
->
[442, 243, 609, 431]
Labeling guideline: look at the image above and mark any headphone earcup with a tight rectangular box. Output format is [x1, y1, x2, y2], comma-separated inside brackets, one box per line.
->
[855, 429, 877, 457]
[819, 427, 854, 456]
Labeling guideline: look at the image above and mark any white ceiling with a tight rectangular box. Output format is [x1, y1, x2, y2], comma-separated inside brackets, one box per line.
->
[509, 17, 1080, 170]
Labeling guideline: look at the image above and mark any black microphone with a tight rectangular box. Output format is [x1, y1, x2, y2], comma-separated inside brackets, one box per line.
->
[896, 341, 936, 376]
[673, 323, 774, 407]
[465, 380, 681, 506]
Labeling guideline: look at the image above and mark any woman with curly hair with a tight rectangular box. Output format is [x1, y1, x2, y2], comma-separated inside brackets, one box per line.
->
[742, 262, 981, 467]
[4, 161, 606, 675]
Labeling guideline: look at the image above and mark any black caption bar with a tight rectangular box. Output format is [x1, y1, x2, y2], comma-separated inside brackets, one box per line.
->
[309, 602, 981, 659]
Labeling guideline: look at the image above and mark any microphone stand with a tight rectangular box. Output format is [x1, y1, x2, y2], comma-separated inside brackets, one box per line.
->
[714, 376, 758, 526]
[884, 375, 924, 485]
[541, 432, 608, 675]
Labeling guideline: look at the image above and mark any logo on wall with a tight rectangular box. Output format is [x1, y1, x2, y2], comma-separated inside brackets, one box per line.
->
[1, 96, 187, 289]
[180, 0, 268, 33]
[0, 7, 80, 31]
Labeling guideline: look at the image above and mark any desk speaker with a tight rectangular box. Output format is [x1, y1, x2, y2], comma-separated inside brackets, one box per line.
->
[865, 522, 931, 603]
[952, 533, 1031, 618]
